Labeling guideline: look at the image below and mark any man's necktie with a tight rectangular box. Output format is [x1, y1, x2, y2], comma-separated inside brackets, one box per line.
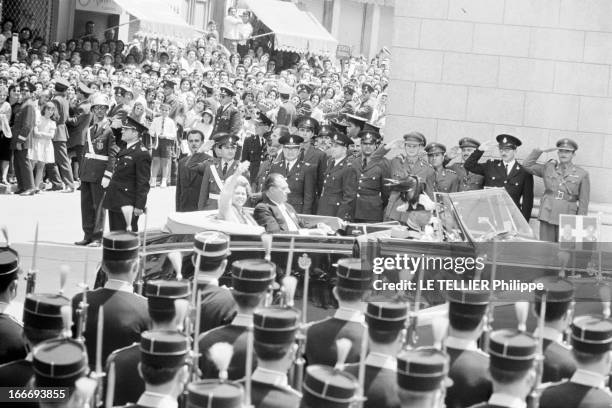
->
[505, 164, 509, 175]
[222, 162, 228, 176]
[362, 157, 367, 169]
[286, 162, 291, 174]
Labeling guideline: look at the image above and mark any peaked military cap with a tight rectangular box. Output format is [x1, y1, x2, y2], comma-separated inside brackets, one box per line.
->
[32, 338, 89, 387]
[329, 120, 348, 135]
[219, 85, 235, 97]
[302, 365, 359, 408]
[533, 276, 574, 303]
[362, 122, 381, 133]
[330, 132, 354, 147]
[295, 116, 320, 134]
[447, 289, 490, 319]
[193, 231, 231, 263]
[54, 78, 70, 92]
[187, 380, 243, 408]
[358, 130, 380, 144]
[317, 125, 335, 138]
[279, 134, 304, 147]
[425, 143, 446, 155]
[488, 329, 537, 371]
[140, 330, 191, 368]
[556, 138, 578, 151]
[212, 132, 239, 147]
[231, 259, 276, 293]
[0, 246, 20, 276]
[570, 315, 612, 354]
[496, 134, 522, 149]
[336, 258, 371, 291]
[145, 280, 191, 312]
[23, 293, 70, 330]
[102, 231, 139, 261]
[365, 301, 408, 331]
[344, 114, 367, 127]
[121, 116, 148, 134]
[397, 347, 449, 392]
[253, 306, 300, 345]
[403, 132, 426, 146]
[458, 137, 480, 149]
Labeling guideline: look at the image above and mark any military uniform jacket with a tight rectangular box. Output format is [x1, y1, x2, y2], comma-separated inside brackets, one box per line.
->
[103, 141, 152, 211]
[389, 153, 435, 198]
[106, 343, 143, 406]
[305, 309, 364, 366]
[10, 99, 36, 150]
[197, 282, 237, 333]
[445, 343, 492, 408]
[302, 145, 328, 196]
[542, 337, 576, 383]
[270, 159, 316, 214]
[80, 120, 119, 183]
[434, 167, 459, 193]
[176, 152, 210, 212]
[242, 134, 267, 184]
[66, 101, 93, 149]
[0, 358, 33, 387]
[464, 150, 534, 220]
[197, 159, 239, 210]
[276, 101, 297, 127]
[213, 103, 242, 136]
[448, 162, 485, 191]
[539, 370, 612, 408]
[317, 156, 358, 221]
[350, 155, 390, 222]
[71, 287, 150, 371]
[345, 354, 400, 408]
[0, 313, 25, 365]
[523, 149, 590, 225]
[52, 94, 70, 142]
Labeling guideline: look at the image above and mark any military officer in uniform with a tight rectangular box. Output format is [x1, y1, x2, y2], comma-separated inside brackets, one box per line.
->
[296, 116, 327, 197]
[0, 244, 25, 365]
[270, 134, 316, 214]
[301, 361, 359, 408]
[344, 301, 407, 408]
[425, 143, 459, 193]
[108, 84, 131, 146]
[106, 279, 190, 406]
[176, 130, 211, 212]
[10, 81, 37, 195]
[351, 130, 390, 223]
[385, 132, 435, 198]
[75, 93, 118, 246]
[199, 259, 275, 380]
[397, 347, 450, 408]
[47, 78, 76, 192]
[196, 133, 240, 210]
[306, 258, 371, 366]
[446, 137, 485, 191]
[314, 124, 334, 155]
[532, 276, 576, 383]
[242, 112, 272, 184]
[355, 83, 376, 120]
[539, 315, 612, 408]
[213, 86, 242, 137]
[103, 117, 151, 232]
[71, 231, 150, 371]
[317, 132, 358, 221]
[523, 138, 590, 242]
[464, 134, 534, 221]
[444, 290, 492, 408]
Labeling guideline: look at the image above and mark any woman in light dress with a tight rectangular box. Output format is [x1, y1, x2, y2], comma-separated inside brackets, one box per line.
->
[0, 85, 12, 185]
[29, 102, 57, 192]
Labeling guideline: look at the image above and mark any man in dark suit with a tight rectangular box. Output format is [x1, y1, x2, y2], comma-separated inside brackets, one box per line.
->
[254, 173, 304, 233]
[71, 231, 150, 371]
[10, 81, 36, 195]
[196, 133, 240, 210]
[317, 132, 358, 221]
[75, 93, 118, 247]
[66, 82, 94, 181]
[176, 130, 211, 212]
[464, 134, 534, 220]
[296, 116, 327, 197]
[103, 117, 151, 232]
[242, 112, 271, 184]
[46, 78, 76, 192]
[276, 84, 296, 127]
[213, 86, 242, 137]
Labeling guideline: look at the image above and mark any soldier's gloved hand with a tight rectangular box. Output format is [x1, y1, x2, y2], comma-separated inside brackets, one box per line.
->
[447, 146, 460, 159]
[478, 140, 496, 152]
[101, 177, 110, 188]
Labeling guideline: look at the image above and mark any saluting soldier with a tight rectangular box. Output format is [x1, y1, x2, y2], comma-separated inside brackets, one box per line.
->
[464, 134, 534, 221]
[305, 258, 372, 366]
[539, 316, 612, 408]
[444, 290, 492, 408]
[176, 130, 212, 212]
[446, 137, 485, 191]
[351, 130, 390, 223]
[108, 84, 130, 146]
[213, 86, 242, 137]
[344, 301, 407, 408]
[106, 280, 190, 406]
[296, 116, 327, 197]
[385, 132, 435, 198]
[103, 117, 151, 232]
[75, 93, 118, 247]
[199, 259, 275, 380]
[425, 143, 459, 193]
[397, 347, 450, 408]
[242, 112, 272, 184]
[523, 138, 590, 242]
[196, 133, 240, 210]
[317, 132, 358, 221]
[0, 244, 25, 365]
[270, 134, 316, 214]
[71, 231, 150, 371]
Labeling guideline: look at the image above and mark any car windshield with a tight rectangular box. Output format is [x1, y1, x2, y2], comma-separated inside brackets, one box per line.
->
[436, 188, 535, 242]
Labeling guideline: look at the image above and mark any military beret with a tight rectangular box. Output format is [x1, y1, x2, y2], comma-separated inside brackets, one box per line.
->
[488, 329, 536, 371]
[140, 330, 191, 368]
[336, 258, 371, 291]
[193, 231, 231, 263]
[0, 246, 20, 276]
[533, 276, 574, 303]
[571, 315, 612, 354]
[403, 132, 426, 146]
[187, 381, 243, 408]
[102, 231, 139, 261]
[302, 365, 359, 408]
[219, 85, 235, 97]
[365, 301, 408, 331]
[425, 143, 446, 155]
[32, 338, 88, 387]
[397, 348, 449, 392]
[23, 293, 70, 331]
[253, 306, 300, 345]
[231, 259, 276, 294]
[54, 78, 70, 92]
[121, 116, 148, 133]
[330, 132, 354, 147]
[458, 137, 480, 149]
[556, 138, 578, 151]
[496, 134, 522, 149]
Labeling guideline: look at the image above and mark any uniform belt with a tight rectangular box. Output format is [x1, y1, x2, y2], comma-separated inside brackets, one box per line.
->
[85, 153, 109, 161]
[546, 190, 578, 202]
[209, 194, 220, 200]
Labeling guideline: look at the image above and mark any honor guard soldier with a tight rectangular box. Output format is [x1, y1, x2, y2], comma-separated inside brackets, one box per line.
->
[76, 93, 118, 247]
[397, 347, 450, 408]
[295, 116, 327, 197]
[103, 116, 152, 232]
[192, 232, 237, 333]
[446, 138, 485, 191]
[0, 292, 69, 387]
[106, 280, 190, 406]
[532, 276, 576, 383]
[444, 290, 492, 408]
[0, 244, 26, 365]
[344, 301, 408, 408]
[539, 315, 612, 408]
[213, 86, 242, 138]
[245, 305, 302, 408]
[306, 258, 372, 366]
[199, 259, 276, 380]
[523, 138, 590, 242]
[71, 231, 150, 371]
[118, 330, 191, 408]
[316, 132, 358, 221]
[425, 143, 459, 193]
[464, 134, 534, 221]
[270, 134, 316, 214]
[301, 363, 359, 408]
[470, 329, 537, 408]
[197, 133, 240, 210]
[242, 112, 272, 184]
[351, 130, 390, 223]
[385, 132, 435, 201]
